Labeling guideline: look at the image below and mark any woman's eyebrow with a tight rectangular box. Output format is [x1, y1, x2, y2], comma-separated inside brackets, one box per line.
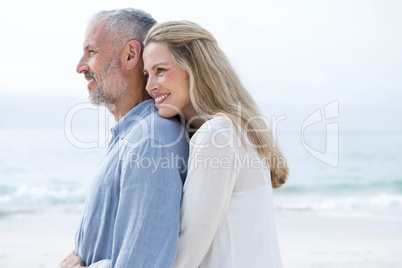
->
[151, 62, 168, 70]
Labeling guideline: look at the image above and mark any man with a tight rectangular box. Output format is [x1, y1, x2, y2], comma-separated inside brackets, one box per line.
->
[60, 8, 189, 268]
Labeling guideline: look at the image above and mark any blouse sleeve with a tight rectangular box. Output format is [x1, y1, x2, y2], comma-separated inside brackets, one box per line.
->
[173, 127, 238, 268]
[89, 260, 111, 268]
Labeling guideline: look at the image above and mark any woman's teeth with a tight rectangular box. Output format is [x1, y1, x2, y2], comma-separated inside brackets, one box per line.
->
[155, 94, 170, 103]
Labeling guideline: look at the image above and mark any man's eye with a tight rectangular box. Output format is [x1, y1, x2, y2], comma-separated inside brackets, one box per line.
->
[144, 73, 149, 79]
[88, 50, 96, 55]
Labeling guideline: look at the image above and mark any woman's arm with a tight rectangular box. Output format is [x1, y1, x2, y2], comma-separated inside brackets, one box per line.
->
[60, 251, 111, 268]
[88, 260, 112, 268]
[60, 251, 87, 268]
[173, 127, 237, 268]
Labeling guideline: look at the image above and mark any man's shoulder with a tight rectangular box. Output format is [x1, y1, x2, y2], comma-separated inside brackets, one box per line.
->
[124, 111, 188, 150]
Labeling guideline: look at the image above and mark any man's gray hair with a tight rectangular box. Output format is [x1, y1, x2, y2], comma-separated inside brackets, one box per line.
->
[91, 8, 156, 52]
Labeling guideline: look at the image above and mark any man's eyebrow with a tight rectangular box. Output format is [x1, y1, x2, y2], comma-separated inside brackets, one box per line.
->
[84, 45, 95, 50]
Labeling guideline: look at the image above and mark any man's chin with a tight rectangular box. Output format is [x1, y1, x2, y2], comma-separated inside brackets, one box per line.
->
[89, 98, 107, 106]
[88, 96, 102, 106]
[89, 91, 105, 106]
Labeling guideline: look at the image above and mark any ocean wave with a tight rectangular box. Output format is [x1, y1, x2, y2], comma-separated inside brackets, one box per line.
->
[275, 192, 402, 221]
[276, 180, 402, 194]
[0, 185, 85, 206]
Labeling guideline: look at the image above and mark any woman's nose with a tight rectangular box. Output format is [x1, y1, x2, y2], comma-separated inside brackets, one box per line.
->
[145, 76, 158, 95]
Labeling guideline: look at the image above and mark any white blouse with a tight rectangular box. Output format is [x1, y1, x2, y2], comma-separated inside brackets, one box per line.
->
[173, 116, 282, 268]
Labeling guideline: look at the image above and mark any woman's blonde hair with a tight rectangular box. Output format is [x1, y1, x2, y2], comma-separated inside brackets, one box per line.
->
[144, 21, 288, 188]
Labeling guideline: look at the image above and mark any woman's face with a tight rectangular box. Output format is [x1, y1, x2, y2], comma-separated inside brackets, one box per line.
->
[143, 42, 196, 119]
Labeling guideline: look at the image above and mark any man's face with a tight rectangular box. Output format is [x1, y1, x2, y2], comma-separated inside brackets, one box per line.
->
[76, 20, 128, 106]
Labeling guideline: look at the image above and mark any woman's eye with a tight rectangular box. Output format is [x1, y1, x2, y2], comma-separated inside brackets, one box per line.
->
[144, 73, 149, 79]
[157, 68, 166, 74]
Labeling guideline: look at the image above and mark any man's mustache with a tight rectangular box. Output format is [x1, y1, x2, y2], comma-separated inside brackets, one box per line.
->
[85, 72, 96, 81]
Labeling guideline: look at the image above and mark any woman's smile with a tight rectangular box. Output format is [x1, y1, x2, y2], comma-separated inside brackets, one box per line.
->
[153, 93, 171, 105]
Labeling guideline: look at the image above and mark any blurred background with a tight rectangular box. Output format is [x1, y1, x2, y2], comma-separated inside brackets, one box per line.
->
[0, 0, 401, 267]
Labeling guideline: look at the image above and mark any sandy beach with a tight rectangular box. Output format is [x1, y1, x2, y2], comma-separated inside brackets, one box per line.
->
[277, 214, 402, 268]
[1, 210, 401, 268]
[0, 211, 79, 268]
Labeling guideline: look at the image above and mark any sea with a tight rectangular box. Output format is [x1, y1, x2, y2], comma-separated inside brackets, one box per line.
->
[1, 127, 402, 267]
[1, 128, 401, 223]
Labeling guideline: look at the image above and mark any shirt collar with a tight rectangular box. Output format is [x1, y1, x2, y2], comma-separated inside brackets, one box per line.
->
[112, 99, 156, 139]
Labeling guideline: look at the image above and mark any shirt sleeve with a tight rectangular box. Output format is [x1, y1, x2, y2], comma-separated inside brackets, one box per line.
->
[173, 130, 237, 268]
[111, 140, 183, 268]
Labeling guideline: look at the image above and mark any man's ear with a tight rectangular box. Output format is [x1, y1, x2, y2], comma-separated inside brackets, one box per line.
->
[124, 40, 142, 70]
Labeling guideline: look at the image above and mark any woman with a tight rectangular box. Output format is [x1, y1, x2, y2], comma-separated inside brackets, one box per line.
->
[62, 21, 288, 268]
[143, 21, 288, 267]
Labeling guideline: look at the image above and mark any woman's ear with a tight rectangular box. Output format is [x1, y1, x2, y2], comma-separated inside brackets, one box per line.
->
[124, 40, 142, 70]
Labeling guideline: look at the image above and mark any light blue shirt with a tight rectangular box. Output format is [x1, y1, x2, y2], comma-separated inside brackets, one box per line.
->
[75, 99, 189, 267]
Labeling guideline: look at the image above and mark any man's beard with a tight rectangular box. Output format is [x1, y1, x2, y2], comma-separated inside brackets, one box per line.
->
[86, 58, 128, 107]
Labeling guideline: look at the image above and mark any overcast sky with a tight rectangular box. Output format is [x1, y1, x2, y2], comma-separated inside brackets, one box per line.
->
[1, 0, 401, 132]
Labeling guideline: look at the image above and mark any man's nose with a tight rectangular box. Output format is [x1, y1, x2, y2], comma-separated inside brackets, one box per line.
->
[76, 57, 89, 74]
